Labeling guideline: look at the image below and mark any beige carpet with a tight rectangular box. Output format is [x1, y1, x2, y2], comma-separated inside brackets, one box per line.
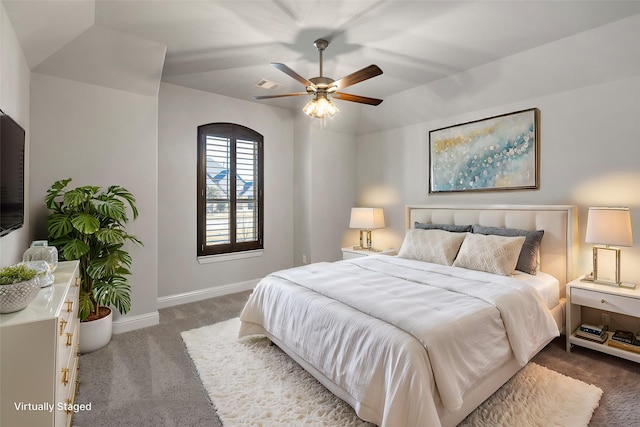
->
[182, 318, 603, 427]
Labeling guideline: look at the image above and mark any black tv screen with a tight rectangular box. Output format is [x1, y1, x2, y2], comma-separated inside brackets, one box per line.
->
[0, 109, 26, 237]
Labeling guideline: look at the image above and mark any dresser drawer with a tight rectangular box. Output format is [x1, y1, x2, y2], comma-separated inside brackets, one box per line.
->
[342, 251, 366, 260]
[59, 284, 78, 324]
[57, 321, 79, 388]
[57, 293, 79, 370]
[571, 287, 640, 317]
[55, 318, 79, 427]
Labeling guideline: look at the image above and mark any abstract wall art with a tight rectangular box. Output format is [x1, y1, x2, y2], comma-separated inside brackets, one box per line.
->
[429, 108, 539, 193]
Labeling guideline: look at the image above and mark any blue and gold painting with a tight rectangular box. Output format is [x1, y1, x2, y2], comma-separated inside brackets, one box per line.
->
[429, 109, 539, 193]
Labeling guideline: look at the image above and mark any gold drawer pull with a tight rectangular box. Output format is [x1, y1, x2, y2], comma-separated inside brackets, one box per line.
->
[65, 398, 74, 414]
[59, 319, 68, 336]
[61, 368, 70, 386]
[74, 276, 80, 287]
[65, 300, 73, 313]
[601, 299, 606, 304]
[66, 332, 73, 347]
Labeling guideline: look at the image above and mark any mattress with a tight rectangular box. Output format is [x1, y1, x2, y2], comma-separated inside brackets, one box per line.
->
[511, 270, 560, 309]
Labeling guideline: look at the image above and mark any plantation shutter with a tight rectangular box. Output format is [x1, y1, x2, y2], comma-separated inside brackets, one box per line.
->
[197, 123, 263, 256]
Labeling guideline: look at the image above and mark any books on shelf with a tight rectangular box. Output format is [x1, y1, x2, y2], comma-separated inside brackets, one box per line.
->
[611, 329, 634, 344]
[579, 323, 607, 335]
[607, 338, 640, 355]
[574, 324, 608, 344]
[603, 329, 640, 355]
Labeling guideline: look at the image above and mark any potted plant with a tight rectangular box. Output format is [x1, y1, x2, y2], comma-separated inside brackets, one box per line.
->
[0, 264, 40, 313]
[45, 178, 142, 353]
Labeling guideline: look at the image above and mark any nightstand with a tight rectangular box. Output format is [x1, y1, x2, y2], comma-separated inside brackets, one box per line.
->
[566, 276, 640, 363]
[341, 247, 396, 260]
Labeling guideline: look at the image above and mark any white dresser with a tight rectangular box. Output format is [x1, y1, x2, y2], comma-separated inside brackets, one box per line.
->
[0, 261, 80, 426]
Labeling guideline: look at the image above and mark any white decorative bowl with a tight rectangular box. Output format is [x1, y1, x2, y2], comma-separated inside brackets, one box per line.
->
[0, 278, 40, 314]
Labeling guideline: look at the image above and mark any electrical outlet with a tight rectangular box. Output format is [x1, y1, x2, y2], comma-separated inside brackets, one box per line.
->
[602, 313, 610, 326]
[302, 254, 307, 264]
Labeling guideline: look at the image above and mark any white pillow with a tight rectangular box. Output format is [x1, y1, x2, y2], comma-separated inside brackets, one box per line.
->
[397, 229, 467, 266]
[453, 233, 526, 276]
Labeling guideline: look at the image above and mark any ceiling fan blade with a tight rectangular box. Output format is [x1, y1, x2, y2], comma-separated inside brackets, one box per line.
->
[253, 92, 308, 100]
[332, 65, 383, 90]
[333, 92, 383, 106]
[271, 63, 314, 87]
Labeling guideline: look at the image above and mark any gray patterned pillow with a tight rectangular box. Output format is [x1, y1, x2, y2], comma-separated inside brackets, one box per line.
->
[398, 229, 467, 266]
[471, 225, 544, 275]
[453, 233, 526, 276]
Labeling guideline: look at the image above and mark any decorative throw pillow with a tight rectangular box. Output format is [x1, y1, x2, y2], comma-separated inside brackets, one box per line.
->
[414, 222, 473, 233]
[453, 233, 526, 276]
[471, 225, 544, 275]
[398, 229, 467, 266]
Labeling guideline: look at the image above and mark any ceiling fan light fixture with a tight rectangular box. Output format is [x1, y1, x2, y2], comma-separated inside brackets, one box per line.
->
[303, 95, 339, 119]
[255, 39, 383, 115]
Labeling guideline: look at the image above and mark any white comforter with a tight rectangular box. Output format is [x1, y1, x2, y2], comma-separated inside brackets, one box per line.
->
[239, 256, 559, 427]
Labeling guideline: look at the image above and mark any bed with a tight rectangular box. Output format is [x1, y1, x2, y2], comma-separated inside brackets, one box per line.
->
[239, 204, 577, 426]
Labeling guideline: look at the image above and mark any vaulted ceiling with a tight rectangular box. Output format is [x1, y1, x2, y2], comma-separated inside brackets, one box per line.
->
[5, 1, 640, 112]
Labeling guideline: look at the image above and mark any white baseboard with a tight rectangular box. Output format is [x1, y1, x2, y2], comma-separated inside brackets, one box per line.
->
[113, 311, 160, 334]
[110, 279, 258, 333]
[156, 279, 258, 309]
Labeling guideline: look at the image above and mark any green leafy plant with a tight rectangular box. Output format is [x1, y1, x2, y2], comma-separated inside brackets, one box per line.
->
[45, 178, 142, 321]
[0, 264, 38, 285]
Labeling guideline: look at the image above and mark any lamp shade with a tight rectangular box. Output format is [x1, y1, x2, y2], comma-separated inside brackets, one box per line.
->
[349, 208, 385, 230]
[585, 207, 633, 247]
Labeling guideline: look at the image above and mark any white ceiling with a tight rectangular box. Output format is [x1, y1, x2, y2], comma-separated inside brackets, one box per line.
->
[5, 1, 640, 110]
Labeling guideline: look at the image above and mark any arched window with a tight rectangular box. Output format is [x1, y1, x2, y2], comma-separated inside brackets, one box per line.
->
[197, 123, 264, 256]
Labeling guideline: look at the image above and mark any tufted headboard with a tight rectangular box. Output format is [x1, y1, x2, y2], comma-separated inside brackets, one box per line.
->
[406, 204, 578, 297]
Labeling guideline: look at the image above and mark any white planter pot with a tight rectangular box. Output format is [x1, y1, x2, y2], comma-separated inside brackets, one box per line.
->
[79, 308, 113, 354]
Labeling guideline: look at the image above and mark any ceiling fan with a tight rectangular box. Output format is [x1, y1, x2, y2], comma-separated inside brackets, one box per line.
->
[254, 39, 383, 118]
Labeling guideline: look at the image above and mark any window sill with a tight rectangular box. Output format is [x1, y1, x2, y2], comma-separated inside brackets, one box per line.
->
[197, 249, 264, 264]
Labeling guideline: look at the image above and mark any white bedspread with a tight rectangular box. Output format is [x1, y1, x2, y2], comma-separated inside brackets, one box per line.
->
[239, 256, 559, 427]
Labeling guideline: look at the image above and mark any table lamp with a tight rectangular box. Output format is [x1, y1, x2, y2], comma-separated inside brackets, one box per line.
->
[584, 207, 634, 288]
[349, 208, 385, 251]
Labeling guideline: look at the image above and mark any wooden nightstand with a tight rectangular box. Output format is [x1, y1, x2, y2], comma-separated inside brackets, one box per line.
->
[566, 276, 640, 363]
[341, 247, 396, 260]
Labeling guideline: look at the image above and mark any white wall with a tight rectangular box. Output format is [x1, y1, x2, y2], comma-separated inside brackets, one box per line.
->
[292, 116, 359, 266]
[0, 2, 31, 266]
[293, 116, 312, 266]
[157, 83, 295, 299]
[309, 126, 358, 262]
[29, 73, 159, 325]
[356, 16, 640, 283]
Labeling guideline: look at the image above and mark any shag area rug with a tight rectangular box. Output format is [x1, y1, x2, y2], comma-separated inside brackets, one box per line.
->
[182, 318, 602, 427]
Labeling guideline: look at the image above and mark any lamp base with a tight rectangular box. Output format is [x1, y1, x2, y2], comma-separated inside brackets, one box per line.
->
[358, 229, 373, 251]
[592, 246, 621, 285]
[619, 282, 637, 290]
[580, 273, 636, 289]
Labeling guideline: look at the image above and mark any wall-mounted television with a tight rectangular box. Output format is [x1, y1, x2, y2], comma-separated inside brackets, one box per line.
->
[0, 109, 26, 237]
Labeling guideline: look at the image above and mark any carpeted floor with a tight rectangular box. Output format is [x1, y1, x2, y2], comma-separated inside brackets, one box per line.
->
[73, 291, 640, 427]
[182, 317, 602, 427]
